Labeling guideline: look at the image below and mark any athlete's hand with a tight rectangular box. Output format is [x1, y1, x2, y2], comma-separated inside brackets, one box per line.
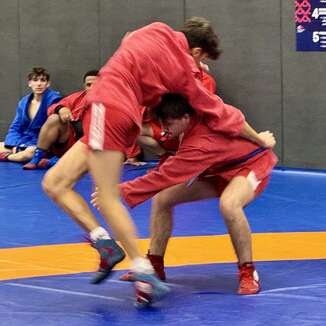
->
[91, 187, 100, 210]
[257, 131, 276, 149]
[58, 107, 72, 123]
[124, 157, 147, 166]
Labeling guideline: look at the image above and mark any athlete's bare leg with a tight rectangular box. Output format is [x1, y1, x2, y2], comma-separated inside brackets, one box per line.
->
[219, 176, 255, 264]
[150, 180, 217, 255]
[87, 149, 141, 259]
[42, 141, 99, 231]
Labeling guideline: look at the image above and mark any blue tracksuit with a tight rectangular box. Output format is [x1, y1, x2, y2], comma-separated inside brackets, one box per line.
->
[4, 88, 62, 148]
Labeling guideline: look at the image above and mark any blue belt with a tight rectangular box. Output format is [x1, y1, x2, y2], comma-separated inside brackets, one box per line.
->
[223, 147, 267, 168]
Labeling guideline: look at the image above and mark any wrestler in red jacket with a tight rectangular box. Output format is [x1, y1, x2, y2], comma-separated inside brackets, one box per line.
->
[139, 69, 217, 161]
[43, 18, 274, 307]
[118, 93, 277, 296]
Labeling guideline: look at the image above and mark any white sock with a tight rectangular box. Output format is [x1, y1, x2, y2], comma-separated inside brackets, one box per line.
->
[131, 257, 154, 274]
[89, 226, 111, 242]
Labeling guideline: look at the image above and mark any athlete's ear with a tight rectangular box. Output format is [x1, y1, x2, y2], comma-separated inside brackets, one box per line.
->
[189, 47, 204, 59]
[183, 113, 191, 122]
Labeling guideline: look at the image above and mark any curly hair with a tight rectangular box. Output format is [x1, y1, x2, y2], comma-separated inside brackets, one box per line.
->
[27, 67, 50, 81]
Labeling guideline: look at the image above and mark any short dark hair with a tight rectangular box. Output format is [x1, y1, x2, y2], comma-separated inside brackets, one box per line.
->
[152, 93, 195, 122]
[27, 67, 50, 81]
[181, 17, 221, 60]
[83, 70, 99, 82]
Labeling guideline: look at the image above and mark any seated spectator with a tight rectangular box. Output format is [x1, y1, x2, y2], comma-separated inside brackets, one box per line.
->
[0, 67, 62, 162]
[23, 70, 99, 170]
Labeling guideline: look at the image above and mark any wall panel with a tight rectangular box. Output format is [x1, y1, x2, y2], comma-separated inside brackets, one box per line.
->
[19, 0, 100, 96]
[282, 1, 326, 169]
[0, 1, 325, 169]
[186, 0, 283, 162]
[0, 0, 20, 137]
[99, 0, 184, 64]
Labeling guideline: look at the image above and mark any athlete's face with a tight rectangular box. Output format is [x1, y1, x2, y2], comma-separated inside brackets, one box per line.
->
[28, 75, 50, 95]
[161, 114, 191, 139]
[84, 75, 97, 91]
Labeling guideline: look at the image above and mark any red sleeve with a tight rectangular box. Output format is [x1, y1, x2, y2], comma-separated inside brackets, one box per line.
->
[125, 142, 141, 158]
[47, 91, 84, 116]
[142, 107, 152, 124]
[47, 102, 60, 116]
[120, 146, 212, 208]
[181, 78, 245, 137]
[171, 52, 244, 136]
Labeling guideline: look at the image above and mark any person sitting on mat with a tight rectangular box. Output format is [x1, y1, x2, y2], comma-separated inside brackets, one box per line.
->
[23, 70, 99, 170]
[0, 67, 61, 163]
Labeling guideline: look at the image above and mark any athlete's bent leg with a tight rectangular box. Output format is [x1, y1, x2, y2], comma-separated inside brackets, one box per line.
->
[42, 141, 125, 283]
[219, 175, 260, 295]
[88, 149, 169, 304]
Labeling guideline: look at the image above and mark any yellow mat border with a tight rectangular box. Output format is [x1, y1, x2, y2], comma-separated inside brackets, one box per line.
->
[1, 232, 325, 281]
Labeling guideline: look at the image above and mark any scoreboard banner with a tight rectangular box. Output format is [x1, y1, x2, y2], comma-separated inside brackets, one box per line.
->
[296, 0, 326, 51]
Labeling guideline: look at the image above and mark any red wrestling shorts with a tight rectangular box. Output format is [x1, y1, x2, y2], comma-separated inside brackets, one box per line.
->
[82, 103, 139, 154]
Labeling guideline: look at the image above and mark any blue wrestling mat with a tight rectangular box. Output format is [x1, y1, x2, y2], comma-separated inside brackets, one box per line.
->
[0, 162, 326, 325]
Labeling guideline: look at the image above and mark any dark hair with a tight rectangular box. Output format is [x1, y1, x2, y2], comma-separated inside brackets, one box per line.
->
[27, 67, 50, 81]
[152, 93, 195, 122]
[181, 17, 221, 60]
[83, 70, 99, 82]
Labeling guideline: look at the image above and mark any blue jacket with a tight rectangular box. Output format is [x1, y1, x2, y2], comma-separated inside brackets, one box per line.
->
[4, 88, 62, 148]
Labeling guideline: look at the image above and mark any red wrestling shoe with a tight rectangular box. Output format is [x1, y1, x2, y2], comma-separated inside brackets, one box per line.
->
[37, 158, 51, 169]
[23, 148, 46, 169]
[23, 159, 51, 170]
[238, 262, 261, 295]
[119, 270, 134, 282]
[147, 253, 166, 281]
[23, 158, 56, 170]
[119, 252, 166, 281]
[0, 152, 10, 162]
[37, 156, 60, 169]
[23, 162, 37, 170]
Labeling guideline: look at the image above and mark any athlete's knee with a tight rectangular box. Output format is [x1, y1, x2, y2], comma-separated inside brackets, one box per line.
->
[46, 114, 61, 125]
[42, 168, 66, 199]
[42, 170, 56, 198]
[152, 192, 175, 211]
[219, 194, 243, 219]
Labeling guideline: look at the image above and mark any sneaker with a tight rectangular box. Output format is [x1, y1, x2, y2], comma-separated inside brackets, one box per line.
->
[238, 262, 261, 295]
[119, 252, 166, 281]
[91, 239, 126, 284]
[133, 273, 170, 308]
